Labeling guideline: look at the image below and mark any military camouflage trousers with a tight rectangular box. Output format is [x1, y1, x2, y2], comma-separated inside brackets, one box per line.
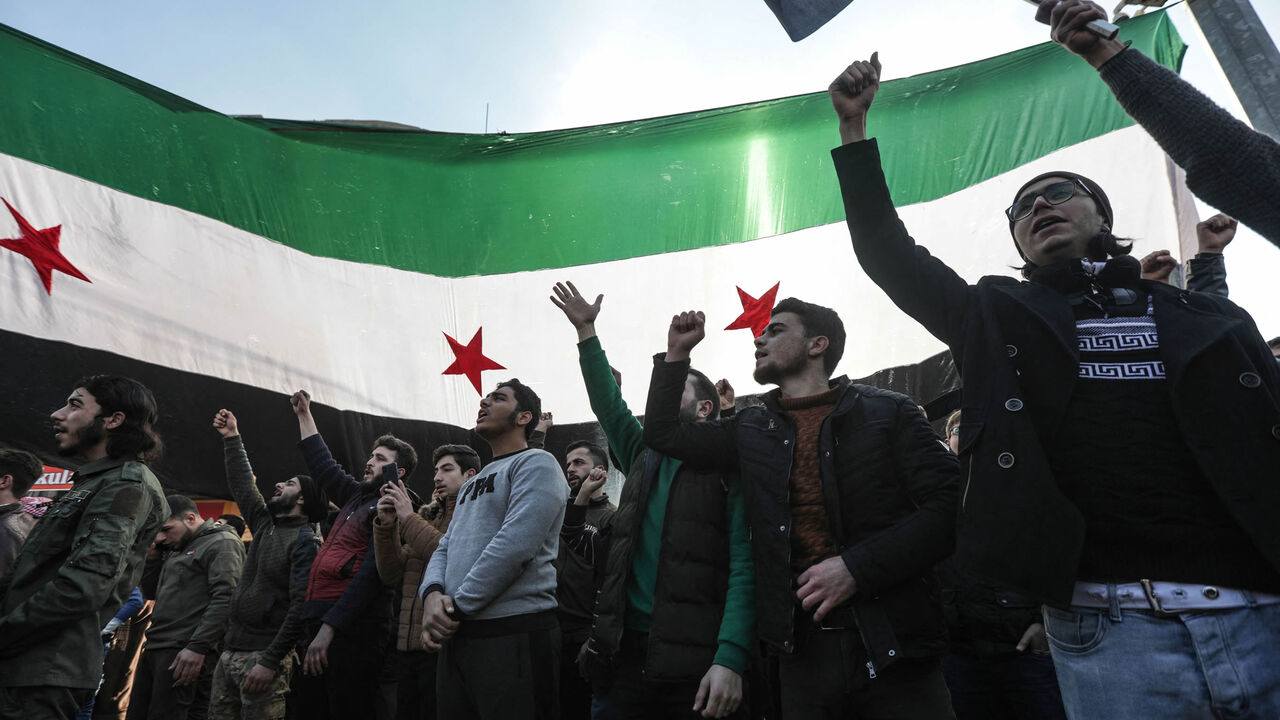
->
[208, 649, 295, 720]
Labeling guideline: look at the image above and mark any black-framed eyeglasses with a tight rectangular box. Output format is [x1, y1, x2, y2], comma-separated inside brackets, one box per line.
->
[1006, 180, 1092, 222]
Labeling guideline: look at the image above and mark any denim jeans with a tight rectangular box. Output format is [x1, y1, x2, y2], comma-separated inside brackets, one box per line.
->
[1043, 602, 1280, 719]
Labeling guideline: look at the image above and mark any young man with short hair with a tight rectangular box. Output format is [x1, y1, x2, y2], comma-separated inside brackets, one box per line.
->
[420, 380, 567, 720]
[289, 390, 417, 719]
[372, 442, 479, 720]
[130, 494, 245, 720]
[0, 448, 42, 578]
[0, 376, 169, 720]
[644, 301, 960, 719]
[551, 281, 756, 720]
[208, 409, 325, 720]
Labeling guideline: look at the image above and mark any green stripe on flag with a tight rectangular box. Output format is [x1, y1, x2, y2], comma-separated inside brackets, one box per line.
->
[0, 14, 1184, 278]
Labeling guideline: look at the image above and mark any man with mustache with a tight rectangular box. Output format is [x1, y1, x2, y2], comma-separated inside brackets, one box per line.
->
[129, 494, 245, 720]
[554, 440, 614, 720]
[419, 379, 567, 720]
[208, 409, 326, 720]
[0, 376, 168, 720]
[289, 390, 417, 719]
[828, 21, 1280, 714]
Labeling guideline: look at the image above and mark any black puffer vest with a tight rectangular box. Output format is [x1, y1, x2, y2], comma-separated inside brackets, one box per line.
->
[592, 449, 731, 681]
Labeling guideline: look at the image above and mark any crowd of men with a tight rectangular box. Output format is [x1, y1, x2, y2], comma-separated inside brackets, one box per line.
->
[2, 3, 1279, 719]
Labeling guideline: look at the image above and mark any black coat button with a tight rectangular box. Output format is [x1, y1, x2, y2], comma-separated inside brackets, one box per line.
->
[1004, 398, 1024, 412]
[1006, 344, 1018, 358]
[997, 452, 1015, 469]
[1239, 372, 1261, 388]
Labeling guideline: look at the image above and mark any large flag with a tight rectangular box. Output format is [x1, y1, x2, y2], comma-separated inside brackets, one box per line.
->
[0, 14, 1188, 498]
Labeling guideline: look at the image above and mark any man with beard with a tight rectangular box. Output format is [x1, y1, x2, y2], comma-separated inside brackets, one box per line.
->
[289, 390, 416, 719]
[830, 28, 1280, 714]
[419, 379, 567, 720]
[550, 282, 755, 720]
[643, 305, 960, 719]
[129, 494, 244, 720]
[554, 440, 614, 720]
[0, 376, 168, 720]
[208, 409, 325, 720]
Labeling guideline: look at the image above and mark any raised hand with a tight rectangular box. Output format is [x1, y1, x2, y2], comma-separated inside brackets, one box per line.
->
[715, 379, 735, 411]
[380, 478, 414, 522]
[550, 281, 603, 341]
[1196, 213, 1237, 253]
[291, 390, 319, 439]
[1140, 250, 1177, 284]
[290, 390, 311, 417]
[666, 311, 706, 363]
[212, 408, 240, 438]
[536, 412, 554, 434]
[575, 467, 608, 507]
[829, 52, 881, 144]
[1043, 0, 1126, 68]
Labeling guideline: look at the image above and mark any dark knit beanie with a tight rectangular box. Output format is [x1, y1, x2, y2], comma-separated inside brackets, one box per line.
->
[297, 474, 329, 524]
[1008, 171, 1114, 260]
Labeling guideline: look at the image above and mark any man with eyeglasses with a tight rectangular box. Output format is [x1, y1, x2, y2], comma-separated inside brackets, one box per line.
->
[826, 37, 1280, 720]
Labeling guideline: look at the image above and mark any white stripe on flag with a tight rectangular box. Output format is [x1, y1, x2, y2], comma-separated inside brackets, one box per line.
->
[0, 126, 1184, 426]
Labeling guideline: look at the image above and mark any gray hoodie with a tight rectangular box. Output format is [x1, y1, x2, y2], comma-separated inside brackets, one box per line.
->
[421, 448, 566, 619]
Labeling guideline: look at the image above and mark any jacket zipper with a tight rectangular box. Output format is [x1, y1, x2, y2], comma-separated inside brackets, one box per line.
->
[960, 455, 973, 511]
[860, 622, 880, 676]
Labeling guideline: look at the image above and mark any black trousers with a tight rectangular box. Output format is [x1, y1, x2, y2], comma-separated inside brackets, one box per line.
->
[0, 686, 95, 720]
[436, 623, 559, 720]
[376, 648, 438, 720]
[559, 628, 593, 720]
[293, 618, 390, 720]
[602, 631, 727, 720]
[777, 622, 955, 720]
[126, 647, 213, 720]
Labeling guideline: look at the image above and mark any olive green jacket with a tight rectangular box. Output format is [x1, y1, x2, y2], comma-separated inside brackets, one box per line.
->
[0, 457, 167, 689]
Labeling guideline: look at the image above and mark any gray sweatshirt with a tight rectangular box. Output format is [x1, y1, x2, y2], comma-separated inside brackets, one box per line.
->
[421, 448, 567, 619]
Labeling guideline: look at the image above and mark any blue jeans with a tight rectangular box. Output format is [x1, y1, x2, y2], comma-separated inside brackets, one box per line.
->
[1043, 602, 1280, 719]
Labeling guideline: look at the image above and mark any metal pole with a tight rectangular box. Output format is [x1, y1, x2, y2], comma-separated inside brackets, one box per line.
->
[1186, 0, 1280, 139]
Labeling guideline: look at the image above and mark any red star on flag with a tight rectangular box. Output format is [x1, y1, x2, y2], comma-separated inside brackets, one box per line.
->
[724, 282, 780, 337]
[442, 327, 506, 394]
[0, 198, 91, 295]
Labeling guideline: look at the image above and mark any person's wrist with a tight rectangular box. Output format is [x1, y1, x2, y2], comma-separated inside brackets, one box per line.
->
[576, 323, 597, 342]
[1083, 37, 1126, 69]
[665, 346, 691, 362]
[838, 117, 867, 145]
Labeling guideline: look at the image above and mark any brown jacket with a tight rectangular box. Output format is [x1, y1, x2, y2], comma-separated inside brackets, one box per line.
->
[373, 496, 455, 652]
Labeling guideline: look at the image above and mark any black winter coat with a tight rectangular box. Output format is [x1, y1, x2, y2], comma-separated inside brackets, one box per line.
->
[834, 138, 1280, 607]
[643, 356, 960, 674]
[561, 450, 734, 682]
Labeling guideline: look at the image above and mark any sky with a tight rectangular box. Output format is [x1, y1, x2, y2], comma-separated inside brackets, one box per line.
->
[4, 0, 1279, 341]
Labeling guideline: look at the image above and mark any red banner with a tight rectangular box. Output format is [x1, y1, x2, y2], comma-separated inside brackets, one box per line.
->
[31, 464, 73, 492]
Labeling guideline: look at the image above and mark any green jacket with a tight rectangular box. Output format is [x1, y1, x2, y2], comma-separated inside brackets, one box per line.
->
[575, 336, 755, 675]
[145, 519, 245, 653]
[0, 457, 167, 689]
